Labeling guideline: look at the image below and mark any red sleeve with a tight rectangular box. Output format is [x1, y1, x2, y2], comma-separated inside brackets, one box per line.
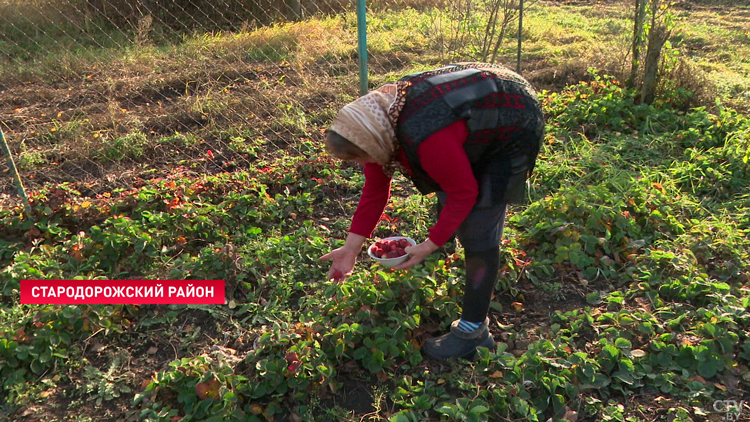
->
[349, 162, 392, 238]
[418, 120, 478, 246]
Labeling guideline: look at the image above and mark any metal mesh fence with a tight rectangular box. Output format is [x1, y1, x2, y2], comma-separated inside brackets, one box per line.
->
[0, 0, 341, 202]
[0, 0, 528, 209]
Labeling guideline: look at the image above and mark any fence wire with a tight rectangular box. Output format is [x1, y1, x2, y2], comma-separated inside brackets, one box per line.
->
[0, 0, 527, 209]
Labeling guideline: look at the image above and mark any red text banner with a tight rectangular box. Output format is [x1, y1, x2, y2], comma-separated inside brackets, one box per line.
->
[20, 280, 225, 304]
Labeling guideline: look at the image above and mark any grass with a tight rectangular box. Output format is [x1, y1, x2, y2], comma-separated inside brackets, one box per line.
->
[1, 0, 749, 421]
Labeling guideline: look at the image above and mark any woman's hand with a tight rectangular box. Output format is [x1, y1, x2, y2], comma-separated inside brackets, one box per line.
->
[392, 239, 440, 270]
[320, 233, 366, 283]
[320, 247, 358, 283]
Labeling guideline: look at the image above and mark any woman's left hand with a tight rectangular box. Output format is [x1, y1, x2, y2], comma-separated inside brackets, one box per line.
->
[392, 239, 440, 270]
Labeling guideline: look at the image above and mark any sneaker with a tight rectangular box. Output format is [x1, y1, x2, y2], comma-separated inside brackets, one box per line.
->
[422, 318, 495, 361]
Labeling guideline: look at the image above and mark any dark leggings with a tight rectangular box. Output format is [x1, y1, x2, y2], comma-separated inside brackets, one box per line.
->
[461, 247, 501, 322]
[437, 194, 507, 323]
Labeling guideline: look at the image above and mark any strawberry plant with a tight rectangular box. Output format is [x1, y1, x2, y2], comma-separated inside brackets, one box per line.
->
[134, 355, 249, 422]
[1, 8, 750, 418]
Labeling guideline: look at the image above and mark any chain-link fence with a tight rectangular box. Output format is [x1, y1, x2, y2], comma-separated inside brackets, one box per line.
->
[1, 0, 532, 212]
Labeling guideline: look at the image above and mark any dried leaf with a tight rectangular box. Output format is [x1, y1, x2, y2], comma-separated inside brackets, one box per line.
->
[195, 382, 209, 400]
[195, 377, 221, 400]
[410, 338, 422, 350]
[689, 375, 707, 384]
[630, 349, 647, 358]
[575, 272, 589, 286]
[489, 370, 504, 379]
[716, 374, 739, 390]
[693, 407, 708, 416]
[563, 406, 579, 422]
[90, 343, 106, 353]
[248, 404, 263, 415]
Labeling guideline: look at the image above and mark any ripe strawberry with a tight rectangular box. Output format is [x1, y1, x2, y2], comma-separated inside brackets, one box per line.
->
[372, 238, 410, 259]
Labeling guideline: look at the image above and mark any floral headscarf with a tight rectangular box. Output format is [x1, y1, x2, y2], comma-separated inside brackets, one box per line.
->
[328, 83, 408, 167]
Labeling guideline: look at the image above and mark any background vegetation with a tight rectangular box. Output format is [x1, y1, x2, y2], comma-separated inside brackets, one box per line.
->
[1, 0, 749, 421]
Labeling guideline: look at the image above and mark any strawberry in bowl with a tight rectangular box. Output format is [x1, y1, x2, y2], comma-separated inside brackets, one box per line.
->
[367, 236, 417, 268]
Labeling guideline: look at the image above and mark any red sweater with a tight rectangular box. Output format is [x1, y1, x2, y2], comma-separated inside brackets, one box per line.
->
[349, 120, 478, 246]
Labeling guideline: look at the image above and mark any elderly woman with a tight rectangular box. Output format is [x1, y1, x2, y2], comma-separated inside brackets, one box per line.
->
[320, 62, 544, 361]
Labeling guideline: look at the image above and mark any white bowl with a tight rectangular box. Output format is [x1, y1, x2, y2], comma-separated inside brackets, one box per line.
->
[367, 236, 417, 268]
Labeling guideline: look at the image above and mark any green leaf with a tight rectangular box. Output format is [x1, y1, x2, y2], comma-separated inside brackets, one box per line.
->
[223, 391, 237, 403]
[590, 374, 610, 389]
[62, 306, 78, 319]
[38, 350, 52, 364]
[48, 333, 61, 346]
[353, 347, 369, 360]
[30, 359, 44, 374]
[510, 397, 530, 416]
[656, 352, 672, 367]
[637, 322, 653, 335]
[581, 363, 596, 378]
[436, 404, 456, 416]
[612, 371, 634, 385]
[619, 358, 635, 372]
[390, 412, 415, 422]
[565, 383, 579, 400]
[586, 292, 602, 305]
[697, 359, 722, 378]
[614, 337, 632, 350]
[602, 344, 620, 359]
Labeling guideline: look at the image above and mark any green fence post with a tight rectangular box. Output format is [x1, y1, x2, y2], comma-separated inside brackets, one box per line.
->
[356, 0, 368, 95]
[0, 128, 35, 222]
[517, 0, 524, 74]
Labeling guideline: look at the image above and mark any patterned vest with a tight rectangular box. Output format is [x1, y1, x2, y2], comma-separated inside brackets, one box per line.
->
[396, 62, 544, 205]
